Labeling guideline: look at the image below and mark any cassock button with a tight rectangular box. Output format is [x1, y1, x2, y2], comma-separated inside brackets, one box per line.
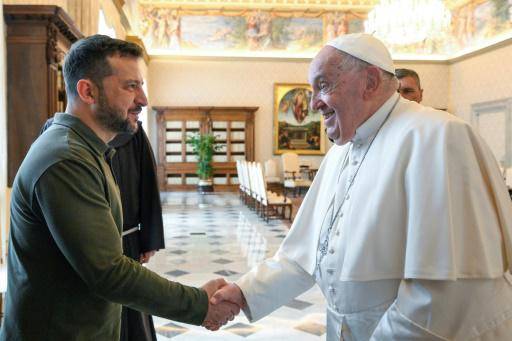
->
[352, 160, 358, 165]
[329, 248, 335, 254]
[356, 143, 363, 148]
[336, 231, 340, 236]
[327, 269, 334, 275]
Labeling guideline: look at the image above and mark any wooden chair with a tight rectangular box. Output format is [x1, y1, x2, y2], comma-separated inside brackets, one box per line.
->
[281, 152, 311, 197]
[255, 162, 292, 222]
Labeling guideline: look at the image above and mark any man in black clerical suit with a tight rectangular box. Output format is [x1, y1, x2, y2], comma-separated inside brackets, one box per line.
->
[109, 121, 164, 341]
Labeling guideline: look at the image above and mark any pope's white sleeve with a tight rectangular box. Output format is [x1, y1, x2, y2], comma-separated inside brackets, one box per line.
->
[371, 276, 512, 340]
[235, 252, 316, 322]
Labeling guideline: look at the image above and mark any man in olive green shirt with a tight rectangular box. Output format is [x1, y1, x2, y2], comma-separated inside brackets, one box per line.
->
[1, 35, 237, 340]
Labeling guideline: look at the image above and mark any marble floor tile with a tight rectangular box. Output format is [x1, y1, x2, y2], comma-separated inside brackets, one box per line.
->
[147, 192, 326, 340]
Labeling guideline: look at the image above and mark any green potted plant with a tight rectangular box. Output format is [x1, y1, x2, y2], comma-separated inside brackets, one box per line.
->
[186, 133, 221, 193]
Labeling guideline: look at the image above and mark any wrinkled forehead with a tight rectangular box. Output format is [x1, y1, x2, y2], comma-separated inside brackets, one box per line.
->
[308, 46, 343, 83]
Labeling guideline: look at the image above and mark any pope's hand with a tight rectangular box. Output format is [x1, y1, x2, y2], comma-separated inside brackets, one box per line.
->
[201, 278, 240, 331]
[210, 282, 247, 309]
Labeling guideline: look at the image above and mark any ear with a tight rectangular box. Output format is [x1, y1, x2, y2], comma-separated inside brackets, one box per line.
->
[363, 66, 381, 99]
[76, 79, 98, 105]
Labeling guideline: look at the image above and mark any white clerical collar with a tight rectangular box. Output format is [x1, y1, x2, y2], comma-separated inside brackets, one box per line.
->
[352, 93, 399, 144]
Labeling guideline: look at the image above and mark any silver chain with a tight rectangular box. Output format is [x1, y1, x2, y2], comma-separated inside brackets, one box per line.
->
[316, 97, 400, 272]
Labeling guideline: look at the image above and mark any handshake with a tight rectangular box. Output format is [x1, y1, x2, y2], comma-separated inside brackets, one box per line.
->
[200, 278, 246, 331]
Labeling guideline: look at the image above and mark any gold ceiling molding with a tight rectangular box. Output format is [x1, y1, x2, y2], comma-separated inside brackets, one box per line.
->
[137, 0, 378, 11]
[444, 0, 487, 10]
[444, 0, 470, 9]
[126, 35, 150, 64]
[140, 8, 367, 19]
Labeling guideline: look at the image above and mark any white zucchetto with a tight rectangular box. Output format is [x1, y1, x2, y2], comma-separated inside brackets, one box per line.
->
[326, 33, 395, 74]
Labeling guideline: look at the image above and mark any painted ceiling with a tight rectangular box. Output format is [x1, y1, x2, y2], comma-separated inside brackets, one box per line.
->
[126, 0, 512, 60]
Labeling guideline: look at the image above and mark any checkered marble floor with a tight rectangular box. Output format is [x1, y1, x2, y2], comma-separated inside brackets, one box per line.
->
[146, 192, 326, 340]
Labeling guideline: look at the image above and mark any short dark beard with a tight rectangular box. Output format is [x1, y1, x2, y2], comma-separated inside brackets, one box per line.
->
[95, 86, 135, 134]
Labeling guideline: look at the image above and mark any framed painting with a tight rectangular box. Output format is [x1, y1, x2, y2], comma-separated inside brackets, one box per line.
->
[273, 83, 325, 155]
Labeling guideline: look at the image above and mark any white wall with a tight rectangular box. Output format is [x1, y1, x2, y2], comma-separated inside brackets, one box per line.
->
[449, 43, 512, 123]
[395, 61, 450, 110]
[148, 57, 322, 170]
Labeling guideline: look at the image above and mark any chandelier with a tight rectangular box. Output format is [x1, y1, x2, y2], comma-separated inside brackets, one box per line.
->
[364, 0, 452, 45]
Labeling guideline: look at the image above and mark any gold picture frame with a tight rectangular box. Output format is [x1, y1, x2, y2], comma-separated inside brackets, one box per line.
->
[273, 83, 325, 155]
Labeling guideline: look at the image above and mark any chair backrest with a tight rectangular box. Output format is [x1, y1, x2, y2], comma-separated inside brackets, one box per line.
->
[281, 152, 300, 175]
[300, 160, 312, 169]
[248, 162, 259, 198]
[264, 159, 278, 178]
[506, 167, 512, 188]
[235, 160, 243, 189]
[241, 160, 251, 193]
[255, 162, 268, 202]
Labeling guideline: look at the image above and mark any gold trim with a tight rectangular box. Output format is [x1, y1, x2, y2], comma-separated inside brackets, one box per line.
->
[112, 0, 126, 11]
[445, 0, 488, 10]
[138, 0, 377, 12]
[126, 35, 150, 64]
[112, 0, 132, 33]
[150, 54, 312, 62]
[444, 0, 471, 9]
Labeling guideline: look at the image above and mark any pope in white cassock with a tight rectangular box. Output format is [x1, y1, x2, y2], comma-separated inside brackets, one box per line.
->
[211, 34, 512, 340]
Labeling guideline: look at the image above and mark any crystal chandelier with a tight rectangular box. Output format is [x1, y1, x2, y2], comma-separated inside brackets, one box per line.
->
[364, 0, 451, 45]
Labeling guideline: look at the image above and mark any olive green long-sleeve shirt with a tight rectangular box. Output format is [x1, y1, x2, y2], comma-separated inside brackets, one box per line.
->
[1, 113, 208, 340]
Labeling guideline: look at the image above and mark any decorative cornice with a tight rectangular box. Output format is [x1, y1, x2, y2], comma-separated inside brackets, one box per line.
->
[113, 0, 126, 8]
[445, 0, 474, 10]
[126, 35, 150, 64]
[138, 0, 378, 11]
[3, 5, 83, 42]
[112, 0, 133, 34]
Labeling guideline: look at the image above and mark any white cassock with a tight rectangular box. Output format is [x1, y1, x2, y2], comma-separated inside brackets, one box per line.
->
[236, 93, 512, 340]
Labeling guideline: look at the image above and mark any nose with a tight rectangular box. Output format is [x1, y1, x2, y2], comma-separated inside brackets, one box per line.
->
[310, 92, 325, 111]
[136, 87, 148, 107]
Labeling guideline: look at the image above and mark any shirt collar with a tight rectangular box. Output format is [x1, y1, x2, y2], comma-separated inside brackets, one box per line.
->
[353, 92, 399, 144]
[53, 113, 109, 156]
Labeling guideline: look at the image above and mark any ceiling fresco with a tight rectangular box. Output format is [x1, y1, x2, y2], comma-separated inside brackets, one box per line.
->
[129, 0, 512, 59]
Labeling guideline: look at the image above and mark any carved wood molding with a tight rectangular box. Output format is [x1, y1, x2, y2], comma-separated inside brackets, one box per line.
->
[3, 5, 83, 43]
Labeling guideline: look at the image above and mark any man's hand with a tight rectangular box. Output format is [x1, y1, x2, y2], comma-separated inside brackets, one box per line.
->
[139, 250, 156, 263]
[201, 279, 240, 331]
[211, 282, 247, 309]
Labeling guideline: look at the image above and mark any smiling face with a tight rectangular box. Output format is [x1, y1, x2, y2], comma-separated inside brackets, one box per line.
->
[94, 55, 147, 134]
[308, 47, 366, 145]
